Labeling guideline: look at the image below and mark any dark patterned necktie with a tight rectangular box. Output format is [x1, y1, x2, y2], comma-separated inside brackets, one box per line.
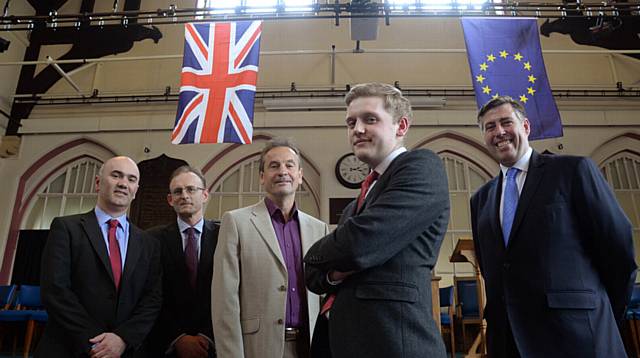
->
[185, 227, 198, 289]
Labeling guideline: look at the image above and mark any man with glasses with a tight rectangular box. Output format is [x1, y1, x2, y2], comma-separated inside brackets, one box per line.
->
[147, 166, 220, 357]
[212, 138, 329, 358]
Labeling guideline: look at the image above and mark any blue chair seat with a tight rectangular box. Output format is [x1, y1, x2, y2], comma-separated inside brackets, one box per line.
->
[28, 310, 47, 322]
[0, 310, 31, 321]
[627, 308, 640, 320]
[441, 312, 452, 325]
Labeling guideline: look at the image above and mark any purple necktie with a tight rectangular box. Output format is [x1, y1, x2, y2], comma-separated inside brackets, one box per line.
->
[184, 227, 198, 289]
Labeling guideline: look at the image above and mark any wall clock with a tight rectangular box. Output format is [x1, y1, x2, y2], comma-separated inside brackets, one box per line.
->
[335, 153, 370, 189]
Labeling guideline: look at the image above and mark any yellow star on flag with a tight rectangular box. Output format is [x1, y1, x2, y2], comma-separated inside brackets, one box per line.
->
[528, 74, 537, 83]
[492, 93, 500, 99]
[487, 54, 496, 62]
[527, 87, 536, 95]
[479, 62, 488, 71]
[482, 85, 491, 94]
[475, 74, 486, 83]
[523, 62, 532, 71]
[519, 95, 528, 103]
[514, 53, 523, 61]
[499, 50, 508, 58]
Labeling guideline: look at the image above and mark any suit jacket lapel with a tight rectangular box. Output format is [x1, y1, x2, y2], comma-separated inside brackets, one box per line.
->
[298, 213, 314, 256]
[81, 211, 114, 282]
[509, 151, 545, 246]
[250, 201, 286, 269]
[169, 223, 190, 287]
[198, 221, 215, 286]
[122, 222, 142, 287]
[488, 176, 504, 247]
[357, 152, 399, 213]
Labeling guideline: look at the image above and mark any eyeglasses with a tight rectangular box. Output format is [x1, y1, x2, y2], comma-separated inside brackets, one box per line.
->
[170, 186, 206, 196]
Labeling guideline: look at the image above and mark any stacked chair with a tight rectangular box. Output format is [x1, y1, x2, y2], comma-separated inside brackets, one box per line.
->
[0, 285, 48, 357]
[625, 285, 640, 356]
[439, 285, 456, 358]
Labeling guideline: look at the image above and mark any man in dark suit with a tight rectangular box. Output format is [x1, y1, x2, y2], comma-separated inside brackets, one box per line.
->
[304, 83, 450, 358]
[470, 96, 637, 357]
[37, 156, 162, 358]
[147, 166, 219, 358]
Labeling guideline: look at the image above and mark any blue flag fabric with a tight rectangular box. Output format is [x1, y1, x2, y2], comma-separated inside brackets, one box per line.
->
[461, 18, 563, 140]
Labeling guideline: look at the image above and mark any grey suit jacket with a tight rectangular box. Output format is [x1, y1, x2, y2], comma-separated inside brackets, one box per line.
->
[305, 149, 450, 358]
[212, 199, 329, 358]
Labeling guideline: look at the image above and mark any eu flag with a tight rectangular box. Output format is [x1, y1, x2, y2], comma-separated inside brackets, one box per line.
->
[461, 18, 563, 140]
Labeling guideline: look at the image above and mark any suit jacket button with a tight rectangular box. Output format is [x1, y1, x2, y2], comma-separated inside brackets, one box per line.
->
[279, 285, 286, 291]
[277, 319, 284, 325]
[503, 263, 510, 270]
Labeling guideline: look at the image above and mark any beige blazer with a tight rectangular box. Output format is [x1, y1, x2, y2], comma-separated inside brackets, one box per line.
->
[212, 199, 329, 358]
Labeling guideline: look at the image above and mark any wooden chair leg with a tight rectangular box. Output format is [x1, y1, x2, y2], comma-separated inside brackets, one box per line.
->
[462, 322, 467, 351]
[631, 319, 640, 357]
[23, 320, 34, 358]
[450, 325, 456, 358]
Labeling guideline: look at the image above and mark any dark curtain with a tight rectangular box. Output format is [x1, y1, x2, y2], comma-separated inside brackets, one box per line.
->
[11, 229, 49, 285]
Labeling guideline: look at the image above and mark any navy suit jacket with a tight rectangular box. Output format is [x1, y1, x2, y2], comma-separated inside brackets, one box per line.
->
[146, 219, 220, 356]
[305, 149, 449, 358]
[37, 210, 162, 358]
[471, 151, 637, 358]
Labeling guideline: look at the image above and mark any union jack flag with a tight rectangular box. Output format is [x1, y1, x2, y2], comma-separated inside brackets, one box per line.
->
[172, 21, 262, 144]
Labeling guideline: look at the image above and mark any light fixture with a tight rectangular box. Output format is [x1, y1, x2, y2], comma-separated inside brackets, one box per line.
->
[262, 96, 445, 110]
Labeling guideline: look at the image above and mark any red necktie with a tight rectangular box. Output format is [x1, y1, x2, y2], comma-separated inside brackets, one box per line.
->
[108, 219, 122, 290]
[321, 171, 380, 316]
[356, 171, 379, 211]
[184, 227, 198, 289]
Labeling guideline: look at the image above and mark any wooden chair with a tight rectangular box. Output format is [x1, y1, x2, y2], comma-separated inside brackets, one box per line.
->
[626, 284, 640, 356]
[16, 285, 47, 358]
[454, 276, 482, 350]
[439, 285, 456, 358]
[0, 285, 29, 355]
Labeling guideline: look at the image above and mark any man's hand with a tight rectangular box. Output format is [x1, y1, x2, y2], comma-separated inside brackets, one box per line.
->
[89, 332, 126, 358]
[329, 270, 355, 282]
[175, 335, 210, 358]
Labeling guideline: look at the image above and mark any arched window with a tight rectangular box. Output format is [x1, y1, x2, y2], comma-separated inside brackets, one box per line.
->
[436, 154, 492, 278]
[600, 154, 640, 262]
[23, 159, 101, 229]
[205, 156, 320, 219]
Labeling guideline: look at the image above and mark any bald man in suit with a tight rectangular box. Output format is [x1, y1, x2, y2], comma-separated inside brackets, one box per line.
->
[37, 156, 161, 358]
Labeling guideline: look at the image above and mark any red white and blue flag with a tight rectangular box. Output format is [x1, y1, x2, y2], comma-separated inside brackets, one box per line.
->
[172, 21, 262, 144]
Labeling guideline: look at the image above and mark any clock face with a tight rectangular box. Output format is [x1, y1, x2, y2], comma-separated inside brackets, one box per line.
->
[335, 153, 370, 189]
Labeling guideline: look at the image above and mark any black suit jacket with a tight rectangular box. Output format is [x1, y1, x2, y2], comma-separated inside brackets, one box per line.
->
[471, 151, 637, 358]
[36, 210, 162, 358]
[146, 219, 220, 356]
[304, 149, 449, 358]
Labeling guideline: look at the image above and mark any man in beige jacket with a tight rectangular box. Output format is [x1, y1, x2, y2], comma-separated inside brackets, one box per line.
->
[212, 138, 329, 358]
